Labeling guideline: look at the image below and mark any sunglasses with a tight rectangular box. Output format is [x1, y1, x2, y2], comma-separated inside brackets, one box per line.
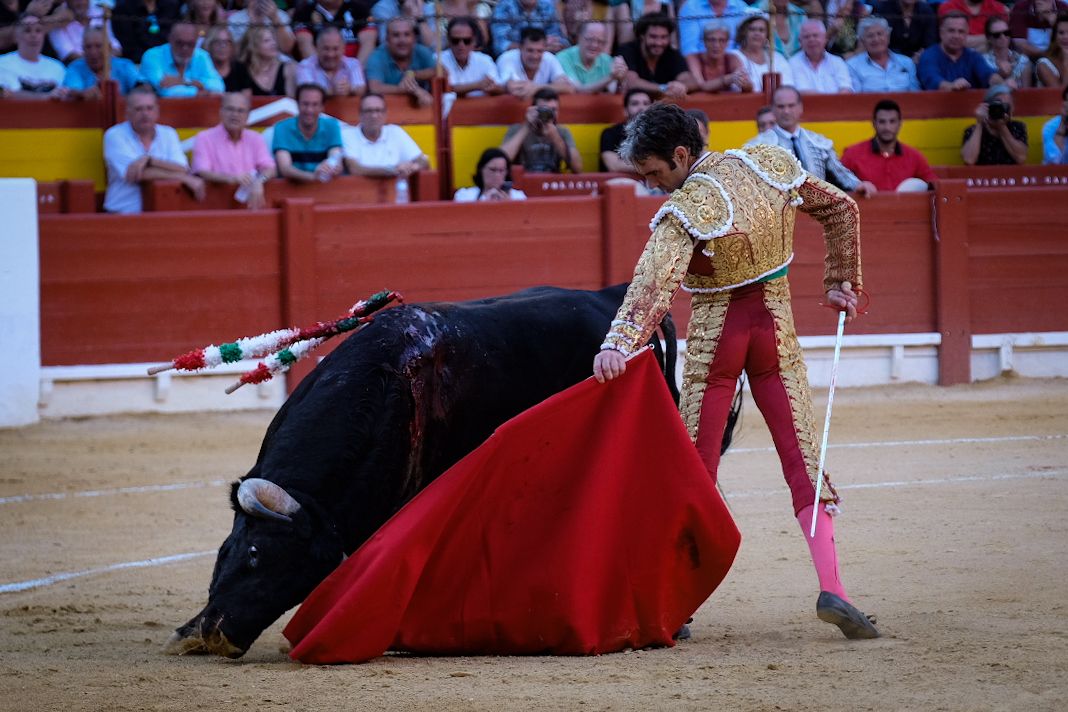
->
[449, 36, 474, 46]
[988, 30, 1010, 38]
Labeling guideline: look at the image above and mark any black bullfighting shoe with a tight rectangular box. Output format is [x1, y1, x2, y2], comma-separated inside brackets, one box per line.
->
[816, 591, 880, 640]
[673, 618, 694, 641]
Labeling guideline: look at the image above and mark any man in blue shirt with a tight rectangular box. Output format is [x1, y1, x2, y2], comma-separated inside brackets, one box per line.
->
[140, 20, 224, 98]
[365, 17, 436, 107]
[63, 27, 144, 98]
[491, 0, 569, 57]
[272, 83, 344, 182]
[848, 16, 920, 92]
[918, 12, 1002, 90]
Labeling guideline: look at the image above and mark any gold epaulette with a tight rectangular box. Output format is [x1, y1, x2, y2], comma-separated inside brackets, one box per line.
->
[724, 144, 806, 197]
[649, 172, 734, 243]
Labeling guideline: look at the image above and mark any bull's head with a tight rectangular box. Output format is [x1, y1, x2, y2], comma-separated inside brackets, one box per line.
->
[164, 478, 345, 658]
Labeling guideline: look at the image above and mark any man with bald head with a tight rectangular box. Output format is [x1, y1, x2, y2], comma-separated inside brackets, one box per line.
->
[139, 20, 224, 98]
[555, 21, 628, 94]
[789, 19, 854, 94]
[192, 93, 277, 209]
[63, 27, 143, 99]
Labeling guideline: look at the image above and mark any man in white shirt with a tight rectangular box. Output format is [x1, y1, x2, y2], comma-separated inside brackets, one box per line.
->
[441, 16, 503, 97]
[342, 92, 430, 176]
[103, 85, 205, 213]
[48, 0, 122, 63]
[0, 14, 67, 98]
[789, 20, 854, 94]
[495, 26, 573, 100]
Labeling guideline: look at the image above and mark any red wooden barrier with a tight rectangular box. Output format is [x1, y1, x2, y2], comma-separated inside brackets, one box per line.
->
[36, 180, 98, 213]
[510, 168, 633, 196]
[932, 164, 1068, 187]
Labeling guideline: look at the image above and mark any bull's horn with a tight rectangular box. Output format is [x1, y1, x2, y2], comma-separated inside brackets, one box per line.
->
[237, 478, 301, 523]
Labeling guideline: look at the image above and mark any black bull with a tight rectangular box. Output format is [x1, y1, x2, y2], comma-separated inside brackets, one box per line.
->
[165, 285, 679, 658]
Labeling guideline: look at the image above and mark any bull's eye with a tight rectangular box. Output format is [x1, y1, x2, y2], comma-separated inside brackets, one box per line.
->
[248, 545, 259, 569]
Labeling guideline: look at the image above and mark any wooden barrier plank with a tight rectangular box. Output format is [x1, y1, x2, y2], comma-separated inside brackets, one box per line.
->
[934, 181, 972, 385]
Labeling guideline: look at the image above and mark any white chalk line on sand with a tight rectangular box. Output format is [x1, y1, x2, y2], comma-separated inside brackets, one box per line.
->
[2, 468, 1066, 595]
[0, 479, 229, 505]
[728, 433, 1067, 454]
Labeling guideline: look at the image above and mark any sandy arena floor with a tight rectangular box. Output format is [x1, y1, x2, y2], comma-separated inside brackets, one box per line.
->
[0, 376, 1066, 711]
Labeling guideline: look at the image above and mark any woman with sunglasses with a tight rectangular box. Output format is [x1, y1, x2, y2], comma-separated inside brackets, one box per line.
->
[454, 148, 527, 202]
[983, 16, 1032, 87]
[440, 16, 502, 96]
[204, 24, 252, 93]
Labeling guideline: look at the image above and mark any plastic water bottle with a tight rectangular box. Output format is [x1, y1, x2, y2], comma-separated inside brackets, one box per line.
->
[321, 154, 341, 182]
[395, 176, 410, 204]
[234, 171, 256, 203]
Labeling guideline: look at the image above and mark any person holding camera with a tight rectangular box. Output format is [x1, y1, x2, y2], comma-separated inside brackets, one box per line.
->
[454, 148, 528, 202]
[962, 83, 1028, 165]
[499, 87, 583, 173]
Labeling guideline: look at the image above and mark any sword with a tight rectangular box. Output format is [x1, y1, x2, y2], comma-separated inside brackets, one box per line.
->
[809, 308, 846, 538]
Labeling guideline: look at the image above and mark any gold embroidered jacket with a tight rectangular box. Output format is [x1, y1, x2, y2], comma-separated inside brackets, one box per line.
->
[602, 144, 862, 355]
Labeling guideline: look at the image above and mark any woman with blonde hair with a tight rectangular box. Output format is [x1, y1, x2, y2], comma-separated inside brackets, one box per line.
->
[205, 24, 252, 92]
[1036, 14, 1068, 87]
[730, 14, 794, 90]
[240, 25, 295, 96]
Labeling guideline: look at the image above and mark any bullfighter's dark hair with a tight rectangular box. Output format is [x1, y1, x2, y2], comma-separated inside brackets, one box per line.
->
[472, 147, 513, 191]
[618, 103, 703, 166]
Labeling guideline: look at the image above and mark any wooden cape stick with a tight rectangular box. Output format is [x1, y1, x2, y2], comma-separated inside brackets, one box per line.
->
[809, 308, 846, 538]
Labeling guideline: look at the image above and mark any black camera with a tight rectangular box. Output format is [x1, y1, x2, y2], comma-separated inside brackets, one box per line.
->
[535, 106, 555, 122]
[987, 102, 1007, 121]
[502, 180, 513, 192]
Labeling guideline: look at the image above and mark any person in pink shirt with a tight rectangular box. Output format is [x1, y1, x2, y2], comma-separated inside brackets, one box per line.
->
[192, 92, 276, 209]
[938, 0, 1009, 51]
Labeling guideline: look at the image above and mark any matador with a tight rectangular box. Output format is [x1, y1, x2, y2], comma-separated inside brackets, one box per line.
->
[593, 103, 880, 639]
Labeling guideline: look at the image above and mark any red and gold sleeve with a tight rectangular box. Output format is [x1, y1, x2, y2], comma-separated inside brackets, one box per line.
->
[796, 174, 863, 293]
[601, 215, 694, 356]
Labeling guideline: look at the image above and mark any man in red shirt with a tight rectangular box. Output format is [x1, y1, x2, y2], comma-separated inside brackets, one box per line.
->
[841, 99, 938, 193]
[938, 0, 1009, 50]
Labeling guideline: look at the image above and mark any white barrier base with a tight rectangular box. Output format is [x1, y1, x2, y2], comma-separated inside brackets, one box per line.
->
[0, 178, 40, 428]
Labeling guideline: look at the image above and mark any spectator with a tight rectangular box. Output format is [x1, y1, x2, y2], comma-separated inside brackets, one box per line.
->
[112, 0, 181, 64]
[49, 0, 121, 63]
[962, 83, 1027, 165]
[1041, 84, 1068, 162]
[370, 0, 436, 48]
[427, 0, 492, 53]
[848, 16, 920, 92]
[183, 0, 226, 48]
[677, 0, 752, 59]
[205, 25, 252, 93]
[561, 0, 594, 46]
[1010, 0, 1067, 61]
[272, 83, 344, 182]
[756, 103, 775, 133]
[790, 18, 854, 93]
[937, 0, 1007, 51]
[874, 0, 937, 62]
[102, 84, 204, 213]
[841, 99, 938, 192]
[599, 87, 651, 171]
[687, 107, 710, 146]
[490, 0, 568, 56]
[365, 17, 435, 106]
[500, 87, 582, 172]
[454, 147, 527, 201]
[757, 0, 806, 57]
[619, 13, 695, 99]
[241, 25, 296, 96]
[342, 92, 429, 175]
[0, 13, 67, 97]
[983, 16, 1032, 88]
[747, 85, 875, 195]
[296, 25, 365, 96]
[291, 0, 377, 66]
[62, 27, 143, 98]
[918, 12, 999, 89]
[1036, 14, 1068, 86]
[556, 21, 627, 93]
[441, 16, 502, 97]
[496, 26, 574, 99]
[140, 20, 224, 97]
[730, 13, 793, 91]
[228, 0, 296, 56]
[826, 0, 871, 57]
[1, 0, 72, 56]
[610, 0, 675, 49]
[686, 20, 751, 94]
[191, 92, 276, 209]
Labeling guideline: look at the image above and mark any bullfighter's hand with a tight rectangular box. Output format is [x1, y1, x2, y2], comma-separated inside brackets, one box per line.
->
[593, 349, 626, 383]
[825, 280, 858, 322]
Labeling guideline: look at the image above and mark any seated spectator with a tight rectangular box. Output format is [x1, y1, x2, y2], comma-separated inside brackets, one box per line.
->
[938, 0, 1007, 52]
[441, 16, 502, 97]
[687, 107, 710, 146]
[241, 25, 296, 97]
[490, 0, 568, 56]
[1, 0, 72, 56]
[427, 0, 492, 53]
[454, 147, 528, 201]
[747, 85, 875, 195]
[184, 0, 227, 48]
[103, 84, 204, 213]
[1041, 84, 1068, 163]
[292, 0, 377, 66]
[1010, 0, 1067, 61]
[610, 0, 674, 50]
[561, 0, 594, 46]
[140, 20, 224, 97]
[755, 104, 775, 133]
[962, 83, 1027, 165]
[500, 87, 582, 172]
[620, 13, 695, 99]
[63, 27, 143, 98]
[370, 0, 436, 48]
[229, 0, 296, 56]
[686, 20, 751, 94]
[273, 83, 344, 182]
[757, 0, 806, 57]
[730, 13, 793, 92]
[112, 0, 182, 64]
[678, 0, 751, 59]
[556, 21, 627, 93]
[983, 16, 1032, 88]
[848, 16, 919, 92]
[826, 0, 872, 57]
[365, 17, 435, 106]
[1036, 14, 1068, 86]
[918, 12, 1000, 90]
[0, 13, 67, 98]
[599, 87, 651, 172]
[296, 25, 365, 96]
[49, 0, 121, 63]
[205, 25, 253, 93]
[790, 19, 854, 93]
[191, 92, 276, 209]
[496, 26, 574, 99]
[841, 99, 937, 192]
[874, 0, 937, 62]
[342, 92, 430, 176]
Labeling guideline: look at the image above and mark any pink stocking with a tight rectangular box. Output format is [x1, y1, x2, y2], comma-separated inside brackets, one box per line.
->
[796, 504, 849, 602]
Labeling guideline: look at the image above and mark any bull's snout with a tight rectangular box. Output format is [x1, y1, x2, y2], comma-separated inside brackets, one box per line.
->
[163, 613, 246, 659]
